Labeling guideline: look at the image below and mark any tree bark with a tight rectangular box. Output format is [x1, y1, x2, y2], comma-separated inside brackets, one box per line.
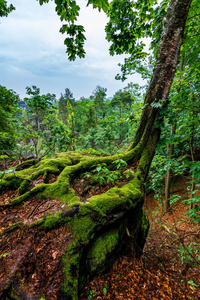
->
[129, 0, 192, 153]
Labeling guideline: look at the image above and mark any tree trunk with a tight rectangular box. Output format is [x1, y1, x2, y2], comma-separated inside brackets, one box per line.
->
[0, 0, 192, 299]
[190, 111, 195, 209]
[94, 105, 97, 124]
[165, 124, 176, 212]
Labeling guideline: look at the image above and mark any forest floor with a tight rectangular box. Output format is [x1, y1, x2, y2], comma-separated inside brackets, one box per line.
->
[0, 160, 199, 299]
[80, 177, 200, 300]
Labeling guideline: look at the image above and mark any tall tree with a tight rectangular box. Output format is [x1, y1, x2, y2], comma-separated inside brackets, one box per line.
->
[0, 0, 193, 299]
[0, 85, 19, 156]
[111, 89, 132, 142]
[91, 85, 107, 123]
[58, 88, 75, 124]
[19, 86, 56, 157]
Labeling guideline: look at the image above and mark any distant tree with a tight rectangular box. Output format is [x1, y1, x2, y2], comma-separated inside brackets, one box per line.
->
[91, 85, 107, 123]
[58, 88, 75, 123]
[0, 85, 19, 156]
[57, 88, 76, 150]
[18, 86, 56, 157]
[24, 85, 56, 130]
[110, 89, 132, 142]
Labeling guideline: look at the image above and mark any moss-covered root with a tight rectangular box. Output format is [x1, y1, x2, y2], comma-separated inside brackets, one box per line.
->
[0, 149, 139, 207]
[0, 151, 81, 193]
[58, 196, 149, 299]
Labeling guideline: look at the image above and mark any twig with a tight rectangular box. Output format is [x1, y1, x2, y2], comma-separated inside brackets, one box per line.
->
[114, 139, 121, 150]
[14, 171, 33, 183]
[161, 224, 179, 238]
[26, 199, 49, 219]
[39, 204, 55, 215]
[162, 230, 200, 247]
[26, 202, 42, 219]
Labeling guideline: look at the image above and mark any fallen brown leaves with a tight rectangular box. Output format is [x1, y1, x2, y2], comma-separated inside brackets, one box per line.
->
[0, 224, 73, 299]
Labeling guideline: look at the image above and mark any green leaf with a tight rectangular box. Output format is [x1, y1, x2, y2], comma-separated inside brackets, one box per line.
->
[0, 253, 9, 258]
[187, 280, 197, 287]
[96, 166, 102, 172]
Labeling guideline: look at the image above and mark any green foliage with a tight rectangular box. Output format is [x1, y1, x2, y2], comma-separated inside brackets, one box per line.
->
[87, 0, 109, 12]
[83, 163, 117, 185]
[114, 158, 127, 169]
[83, 159, 129, 186]
[123, 169, 135, 179]
[54, 0, 109, 60]
[105, 0, 165, 80]
[103, 287, 107, 295]
[179, 242, 200, 268]
[0, 252, 9, 258]
[2, 82, 144, 159]
[0, 85, 20, 155]
[187, 280, 197, 287]
[72, 84, 143, 153]
[17, 86, 58, 158]
[86, 289, 96, 300]
[0, 0, 15, 18]
[184, 189, 200, 223]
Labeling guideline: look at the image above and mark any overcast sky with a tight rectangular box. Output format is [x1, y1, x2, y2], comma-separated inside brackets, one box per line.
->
[1, 0, 145, 100]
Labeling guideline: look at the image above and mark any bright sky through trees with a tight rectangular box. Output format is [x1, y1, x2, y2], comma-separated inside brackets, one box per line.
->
[0, 0, 145, 100]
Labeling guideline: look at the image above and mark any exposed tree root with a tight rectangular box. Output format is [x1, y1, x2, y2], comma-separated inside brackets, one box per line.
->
[0, 147, 151, 299]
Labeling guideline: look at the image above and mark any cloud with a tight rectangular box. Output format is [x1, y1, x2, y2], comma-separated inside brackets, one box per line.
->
[1, 0, 145, 99]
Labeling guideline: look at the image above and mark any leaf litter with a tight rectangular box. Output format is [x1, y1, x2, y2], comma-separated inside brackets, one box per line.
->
[0, 160, 199, 299]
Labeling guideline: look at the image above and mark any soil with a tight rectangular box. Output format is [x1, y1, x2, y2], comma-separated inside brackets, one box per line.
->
[0, 160, 199, 299]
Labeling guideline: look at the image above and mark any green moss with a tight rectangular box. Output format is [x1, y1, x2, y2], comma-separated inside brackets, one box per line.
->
[141, 210, 149, 236]
[87, 229, 119, 274]
[0, 176, 22, 192]
[42, 171, 48, 182]
[10, 192, 30, 205]
[43, 210, 66, 229]
[0, 221, 23, 238]
[71, 209, 97, 243]
[28, 218, 45, 228]
[82, 148, 104, 156]
[0, 148, 153, 300]
[10, 184, 46, 205]
[62, 245, 81, 300]
[83, 182, 142, 216]
[9, 286, 20, 300]
[43, 179, 80, 204]
[18, 179, 31, 195]
[15, 159, 36, 171]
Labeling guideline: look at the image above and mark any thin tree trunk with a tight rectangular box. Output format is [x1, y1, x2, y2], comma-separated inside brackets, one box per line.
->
[190, 107, 195, 209]
[165, 124, 176, 212]
[94, 105, 97, 124]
